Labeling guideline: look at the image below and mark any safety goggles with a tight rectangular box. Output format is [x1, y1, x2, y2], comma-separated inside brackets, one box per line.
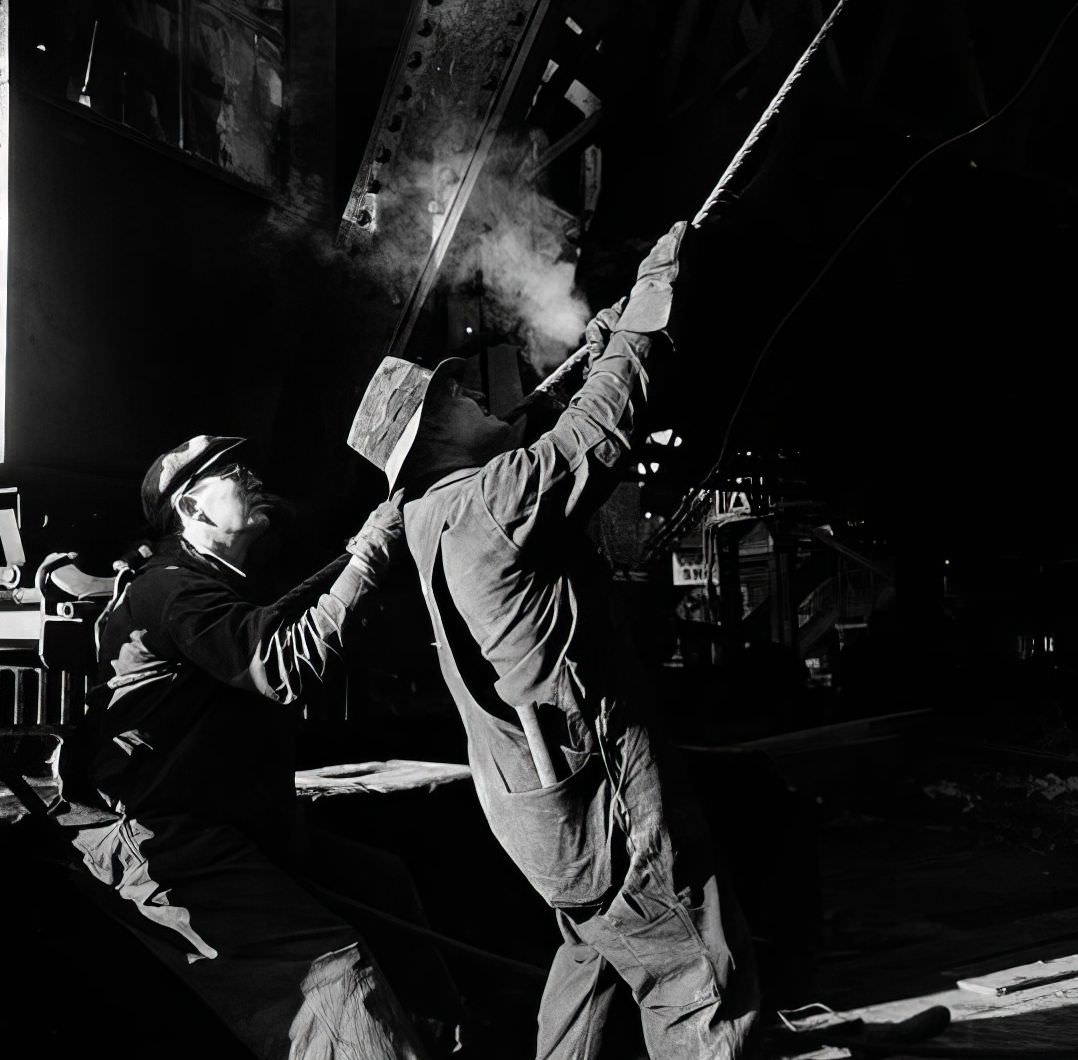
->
[170, 462, 262, 513]
[212, 463, 262, 487]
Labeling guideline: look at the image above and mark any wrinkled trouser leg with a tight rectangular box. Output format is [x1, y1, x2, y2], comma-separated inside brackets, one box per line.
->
[534, 720, 760, 1060]
[620, 876, 758, 1060]
[542, 875, 755, 1060]
[535, 912, 619, 1060]
[71, 814, 428, 1060]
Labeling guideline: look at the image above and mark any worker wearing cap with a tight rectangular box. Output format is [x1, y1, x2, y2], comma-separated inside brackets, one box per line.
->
[70, 434, 439, 1059]
[352, 224, 760, 1058]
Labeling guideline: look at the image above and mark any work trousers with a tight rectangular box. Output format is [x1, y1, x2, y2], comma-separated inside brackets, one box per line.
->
[534, 721, 760, 1059]
[71, 811, 437, 1060]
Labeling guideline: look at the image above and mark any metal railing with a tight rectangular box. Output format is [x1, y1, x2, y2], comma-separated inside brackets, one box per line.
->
[0, 665, 90, 727]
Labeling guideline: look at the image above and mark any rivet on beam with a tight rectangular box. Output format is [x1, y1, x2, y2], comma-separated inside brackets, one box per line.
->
[356, 210, 373, 227]
[418, 19, 434, 37]
[388, 115, 403, 132]
[407, 51, 423, 70]
[376, 146, 392, 163]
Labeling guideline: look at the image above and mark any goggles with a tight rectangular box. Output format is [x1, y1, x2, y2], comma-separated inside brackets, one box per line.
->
[212, 463, 263, 488]
[169, 462, 262, 514]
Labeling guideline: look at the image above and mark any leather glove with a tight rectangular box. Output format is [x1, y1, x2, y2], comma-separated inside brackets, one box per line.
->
[614, 220, 689, 335]
[584, 299, 626, 372]
[345, 499, 406, 584]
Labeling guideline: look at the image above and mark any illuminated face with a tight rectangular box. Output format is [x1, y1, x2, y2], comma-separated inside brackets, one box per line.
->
[180, 463, 273, 537]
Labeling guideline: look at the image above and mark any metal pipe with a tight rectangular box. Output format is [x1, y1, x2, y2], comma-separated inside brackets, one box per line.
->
[14, 666, 26, 725]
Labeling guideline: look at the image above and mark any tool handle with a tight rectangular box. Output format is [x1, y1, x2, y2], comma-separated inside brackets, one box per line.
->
[533, 342, 589, 394]
[501, 342, 589, 428]
[518, 704, 559, 787]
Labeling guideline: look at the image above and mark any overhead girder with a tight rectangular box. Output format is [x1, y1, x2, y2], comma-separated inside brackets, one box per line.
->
[336, 0, 554, 368]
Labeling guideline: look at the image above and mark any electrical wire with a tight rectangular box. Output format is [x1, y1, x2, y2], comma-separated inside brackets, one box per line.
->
[645, 0, 1078, 558]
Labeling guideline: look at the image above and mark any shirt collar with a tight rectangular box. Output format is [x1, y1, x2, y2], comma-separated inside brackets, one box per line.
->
[178, 536, 247, 579]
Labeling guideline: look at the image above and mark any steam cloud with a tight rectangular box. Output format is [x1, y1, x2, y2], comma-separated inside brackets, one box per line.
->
[463, 166, 591, 371]
[260, 130, 593, 375]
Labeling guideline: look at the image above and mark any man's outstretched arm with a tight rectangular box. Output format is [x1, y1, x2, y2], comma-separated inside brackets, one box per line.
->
[163, 501, 405, 703]
[483, 222, 688, 548]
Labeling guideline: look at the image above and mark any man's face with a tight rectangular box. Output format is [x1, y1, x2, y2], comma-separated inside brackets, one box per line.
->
[421, 374, 515, 459]
[181, 463, 274, 538]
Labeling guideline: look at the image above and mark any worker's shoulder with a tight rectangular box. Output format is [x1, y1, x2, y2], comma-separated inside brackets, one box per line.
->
[132, 546, 232, 600]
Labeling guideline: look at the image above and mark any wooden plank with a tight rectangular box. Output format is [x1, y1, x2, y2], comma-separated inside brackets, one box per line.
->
[957, 954, 1078, 997]
[295, 759, 471, 797]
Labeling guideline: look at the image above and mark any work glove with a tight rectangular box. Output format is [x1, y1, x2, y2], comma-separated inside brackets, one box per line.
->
[584, 300, 627, 372]
[613, 220, 689, 335]
[345, 499, 406, 586]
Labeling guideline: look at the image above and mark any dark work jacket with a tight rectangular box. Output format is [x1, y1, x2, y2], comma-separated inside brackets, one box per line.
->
[80, 538, 362, 855]
[403, 331, 653, 908]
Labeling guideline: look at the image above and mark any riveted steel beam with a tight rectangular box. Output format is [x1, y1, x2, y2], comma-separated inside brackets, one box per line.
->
[337, 0, 551, 365]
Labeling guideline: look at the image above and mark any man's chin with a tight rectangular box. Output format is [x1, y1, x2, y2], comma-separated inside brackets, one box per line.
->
[248, 494, 294, 527]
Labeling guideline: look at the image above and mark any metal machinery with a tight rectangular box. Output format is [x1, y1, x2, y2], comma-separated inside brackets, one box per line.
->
[658, 453, 893, 678]
[1, 488, 115, 726]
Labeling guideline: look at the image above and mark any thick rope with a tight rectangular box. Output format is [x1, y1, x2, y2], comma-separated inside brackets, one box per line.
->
[692, 0, 850, 227]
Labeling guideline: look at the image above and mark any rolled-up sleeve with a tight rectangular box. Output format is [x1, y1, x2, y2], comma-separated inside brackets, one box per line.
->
[162, 555, 380, 705]
[482, 331, 653, 549]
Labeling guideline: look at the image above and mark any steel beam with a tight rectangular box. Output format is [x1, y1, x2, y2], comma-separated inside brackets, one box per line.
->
[337, 0, 551, 366]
